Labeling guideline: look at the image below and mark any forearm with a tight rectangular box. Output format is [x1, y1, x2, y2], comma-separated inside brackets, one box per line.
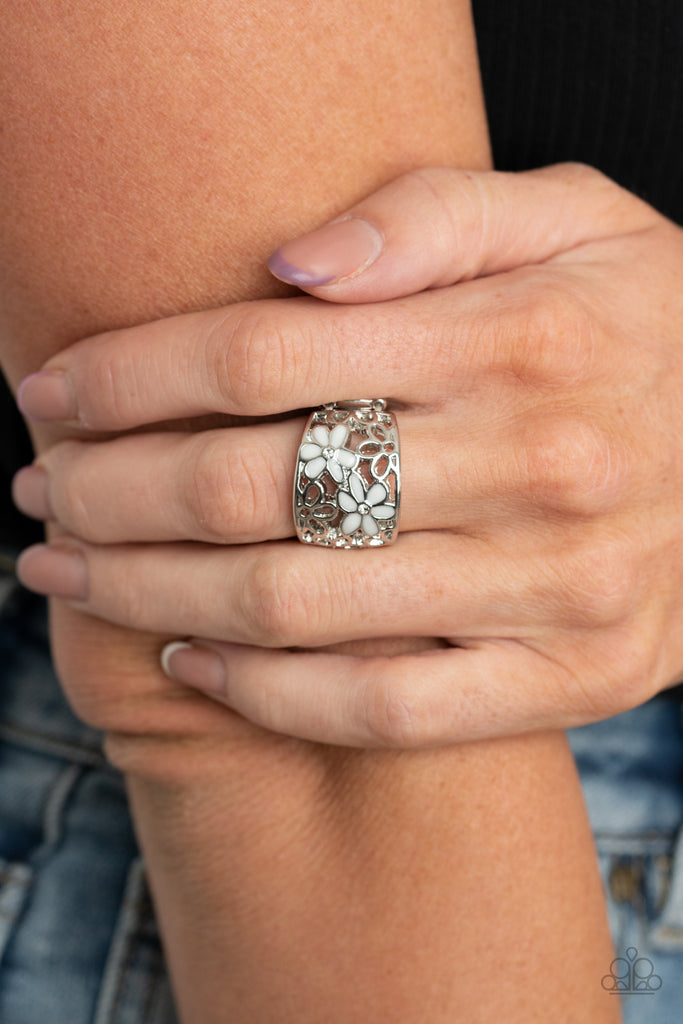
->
[129, 731, 616, 1023]
[0, 3, 615, 1021]
[0, 0, 490, 388]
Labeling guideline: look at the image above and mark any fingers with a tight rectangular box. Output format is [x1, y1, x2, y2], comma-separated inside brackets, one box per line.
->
[17, 290, 464, 430]
[15, 532, 557, 647]
[15, 390, 625, 545]
[14, 403, 588, 545]
[158, 640, 588, 748]
[16, 421, 306, 545]
[17, 166, 659, 434]
[267, 164, 659, 303]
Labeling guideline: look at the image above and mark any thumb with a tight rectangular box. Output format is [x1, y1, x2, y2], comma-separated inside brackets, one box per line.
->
[268, 164, 657, 303]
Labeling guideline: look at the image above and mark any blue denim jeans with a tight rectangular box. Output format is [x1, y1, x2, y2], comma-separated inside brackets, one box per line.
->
[569, 696, 683, 1024]
[0, 566, 178, 1023]
[2, 561, 683, 1022]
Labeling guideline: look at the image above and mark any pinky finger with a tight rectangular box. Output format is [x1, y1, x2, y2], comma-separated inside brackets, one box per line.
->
[160, 638, 582, 748]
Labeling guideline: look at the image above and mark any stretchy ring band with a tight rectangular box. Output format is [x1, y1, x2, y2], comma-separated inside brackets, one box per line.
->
[293, 400, 400, 548]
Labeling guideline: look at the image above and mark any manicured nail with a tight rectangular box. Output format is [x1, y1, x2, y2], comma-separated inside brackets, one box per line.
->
[12, 466, 53, 521]
[161, 640, 226, 696]
[268, 218, 383, 286]
[17, 370, 77, 422]
[16, 543, 88, 601]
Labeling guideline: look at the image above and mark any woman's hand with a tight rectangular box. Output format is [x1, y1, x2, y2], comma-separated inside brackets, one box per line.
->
[14, 163, 683, 747]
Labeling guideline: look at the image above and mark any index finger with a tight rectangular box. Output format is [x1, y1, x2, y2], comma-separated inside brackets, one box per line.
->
[16, 287, 481, 430]
[17, 163, 660, 432]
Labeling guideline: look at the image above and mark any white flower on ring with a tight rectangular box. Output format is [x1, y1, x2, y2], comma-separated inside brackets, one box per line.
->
[338, 473, 395, 537]
[300, 424, 357, 483]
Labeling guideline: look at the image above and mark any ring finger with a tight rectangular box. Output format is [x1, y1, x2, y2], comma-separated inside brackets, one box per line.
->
[13, 413, 521, 545]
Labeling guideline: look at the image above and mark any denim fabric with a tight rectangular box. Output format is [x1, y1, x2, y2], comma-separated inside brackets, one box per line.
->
[0, 568, 178, 1024]
[569, 696, 683, 1024]
[3, 559, 683, 1022]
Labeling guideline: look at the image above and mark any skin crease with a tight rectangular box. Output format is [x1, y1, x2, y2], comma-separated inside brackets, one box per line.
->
[0, 3, 619, 1022]
[12, 165, 683, 749]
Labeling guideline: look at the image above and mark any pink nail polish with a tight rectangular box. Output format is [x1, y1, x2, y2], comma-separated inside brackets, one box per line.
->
[161, 640, 227, 695]
[17, 370, 77, 422]
[268, 218, 383, 286]
[12, 466, 54, 521]
[16, 543, 88, 601]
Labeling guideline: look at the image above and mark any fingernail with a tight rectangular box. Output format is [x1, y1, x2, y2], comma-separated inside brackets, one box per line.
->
[161, 640, 226, 695]
[268, 217, 383, 286]
[12, 466, 54, 521]
[17, 370, 77, 422]
[16, 543, 88, 601]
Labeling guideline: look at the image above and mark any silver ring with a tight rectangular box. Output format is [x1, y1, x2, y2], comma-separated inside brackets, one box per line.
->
[293, 400, 401, 548]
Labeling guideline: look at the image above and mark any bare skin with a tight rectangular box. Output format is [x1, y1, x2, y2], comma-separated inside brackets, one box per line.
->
[0, 2, 618, 1021]
[15, 164, 683, 748]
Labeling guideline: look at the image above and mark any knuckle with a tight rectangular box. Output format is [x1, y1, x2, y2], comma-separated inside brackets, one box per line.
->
[53, 442, 106, 540]
[217, 307, 294, 414]
[552, 161, 609, 189]
[400, 167, 464, 248]
[551, 162, 653, 223]
[523, 418, 623, 518]
[228, 444, 281, 538]
[184, 434, 281, 542]
[505, 278, 598, 386]
[400, 167, 509, 286]
[578, 628, 662, 721]
[363, 666, 434, 748]
[78, 342, 139, 429]
[558, 533, 638, 628]
[242, 552, 310, 647]
[609, 631, 663, 711]
[184, 435, 236, 541]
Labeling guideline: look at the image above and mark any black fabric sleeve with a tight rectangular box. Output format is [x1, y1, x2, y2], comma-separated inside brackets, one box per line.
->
[473, 0, 683, 223]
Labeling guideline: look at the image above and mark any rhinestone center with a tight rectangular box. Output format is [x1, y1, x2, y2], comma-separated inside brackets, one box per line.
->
[357, 502, 371, 515]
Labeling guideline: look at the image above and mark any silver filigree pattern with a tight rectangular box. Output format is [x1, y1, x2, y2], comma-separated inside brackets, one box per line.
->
[293, 400, 400, 548]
